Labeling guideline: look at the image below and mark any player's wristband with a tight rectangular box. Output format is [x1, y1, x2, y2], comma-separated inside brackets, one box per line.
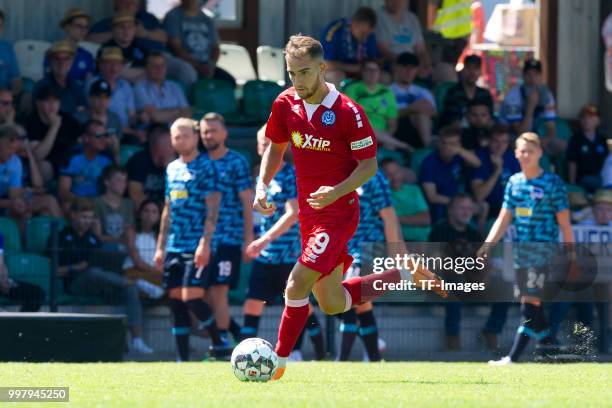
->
[256, 181, 268, 192]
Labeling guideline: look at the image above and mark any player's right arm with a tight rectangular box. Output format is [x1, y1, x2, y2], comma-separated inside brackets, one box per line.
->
[154, 200, 170, 269]
[247, 197, 298, 259]
[476, 207, 513, 258]
[253, 141, 287, 216]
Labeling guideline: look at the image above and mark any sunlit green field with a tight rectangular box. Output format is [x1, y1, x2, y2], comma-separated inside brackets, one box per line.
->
[1, 362, 610, 407]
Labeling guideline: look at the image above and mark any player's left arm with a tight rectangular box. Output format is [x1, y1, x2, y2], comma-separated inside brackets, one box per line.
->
[380, 206, 407, 254]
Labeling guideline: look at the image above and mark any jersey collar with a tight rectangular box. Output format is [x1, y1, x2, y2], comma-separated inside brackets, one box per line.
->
[294, 82, 340, 108]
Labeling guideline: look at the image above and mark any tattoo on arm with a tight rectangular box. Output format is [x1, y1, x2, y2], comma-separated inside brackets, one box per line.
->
[203, 192, 221, 243]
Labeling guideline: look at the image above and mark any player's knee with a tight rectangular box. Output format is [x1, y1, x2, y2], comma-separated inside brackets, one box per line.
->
[285, 272, 312, 299]
[318, 299, 344, 315]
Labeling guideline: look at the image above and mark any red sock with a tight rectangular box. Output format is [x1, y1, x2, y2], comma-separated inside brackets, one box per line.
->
[342, 269, 401, 307]
[275, 297, 310, 358]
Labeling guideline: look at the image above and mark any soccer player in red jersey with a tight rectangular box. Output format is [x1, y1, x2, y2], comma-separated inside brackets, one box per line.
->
[254, 35, 443, 380]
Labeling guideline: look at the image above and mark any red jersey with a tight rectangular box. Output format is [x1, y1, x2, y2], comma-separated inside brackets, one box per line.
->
[266, 83, 377, 217]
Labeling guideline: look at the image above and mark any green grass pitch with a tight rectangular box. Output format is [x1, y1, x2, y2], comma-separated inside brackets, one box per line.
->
[1, 362, 610, 407]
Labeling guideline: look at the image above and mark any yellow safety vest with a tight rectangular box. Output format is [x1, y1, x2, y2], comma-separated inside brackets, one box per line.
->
[433, 0, 473, 39]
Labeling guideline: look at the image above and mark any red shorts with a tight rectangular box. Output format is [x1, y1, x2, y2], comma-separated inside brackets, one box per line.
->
[298, 203, 359, 277]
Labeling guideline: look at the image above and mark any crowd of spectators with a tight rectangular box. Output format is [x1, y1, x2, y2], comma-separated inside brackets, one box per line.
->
[0, 0, 609, 356]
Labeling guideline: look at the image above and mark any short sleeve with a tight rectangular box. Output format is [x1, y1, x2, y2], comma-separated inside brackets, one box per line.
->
[266, 98, 289, 143]
[501, 178, 516, 210]
[8, 157, 22, 189]
[418, 154, 435, 184]
[346, 101, 377, 160]
[133, 81, 148, 111]
[203, 161, 218, 195]
[500, 87, 523, 124]
[384, 89, 398, 120]
[408, 13, 424, 45]
[164, 167, 171, 199]
[541, 89, 557, 121]
[411, 186, 429, 212]
[173, 82, 189, 107]
[552, 176, 569, 213]
[60, 156, 78, 176]
[163, 9, 181, 39]
[373, 172, 392, 212]
[320, 21, 340, 61]
[234, 154, 253, 192]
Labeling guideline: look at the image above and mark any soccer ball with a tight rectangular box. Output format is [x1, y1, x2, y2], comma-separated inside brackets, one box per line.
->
[231, 338, 278, 382]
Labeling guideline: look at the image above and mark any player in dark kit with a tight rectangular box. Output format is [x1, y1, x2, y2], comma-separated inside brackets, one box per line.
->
[254, 35, 443, 380]
[200, 112, 253, 344]
[478, 132, 575, 365]
[154, 118, 231, 361]
[241, 126, 325, 361]
[339, 169, 406, 361]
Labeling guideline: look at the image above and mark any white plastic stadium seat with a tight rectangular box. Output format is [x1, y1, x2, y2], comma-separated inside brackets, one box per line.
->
[14, 40, 52, 81]
[216, 43, 257, 85]
[257, 46, 285, 87]
[79, 41, 101, 58]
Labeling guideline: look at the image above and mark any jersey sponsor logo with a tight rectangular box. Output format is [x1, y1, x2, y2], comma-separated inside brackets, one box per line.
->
[291, 131, 331, 152]
[351, 136, 373, 151]
[321, 109, 336, 126]
[170, 190, 188, 200]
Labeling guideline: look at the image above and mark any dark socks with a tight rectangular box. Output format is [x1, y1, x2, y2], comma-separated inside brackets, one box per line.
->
[240, 314, 261, 340]
[358, 310, 380, 361]
[168, 299, 191, 361]
[509, 303, 552, 361]
[185, 299, 224, 347]
[339, 309, 358, 361]
[229, 318, 242, 341]
[305, 313, 325, 360]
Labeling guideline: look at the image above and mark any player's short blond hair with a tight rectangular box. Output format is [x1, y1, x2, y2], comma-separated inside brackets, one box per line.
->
[516, 132, 541, 148]
[170, 117, 197, 134]
[284, 35, 323, 60]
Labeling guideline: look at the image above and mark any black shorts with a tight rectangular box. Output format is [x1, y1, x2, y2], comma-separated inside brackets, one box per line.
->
[246, 260, 293, 304]
[203, 245, 242, 289]
[515, 264, 560, 300]
[163, 252, 205, 290]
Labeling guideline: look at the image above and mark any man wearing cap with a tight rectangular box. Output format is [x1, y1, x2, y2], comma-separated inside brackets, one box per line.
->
[441, 54, 493, 126]
[99, 12, 149, 84]
[390, 52, 436, 148]
[75, 79, 123, 142]
[88, 0, 167, 51]
[21, 84, 82, 178]
[34, 41, 87, 116]
[500, 59, 563, 157]
[44, 8, 95, 84]
[86, 47, 139, 141]
[566, 104, 608, 193]
[134, 51, 191, 126]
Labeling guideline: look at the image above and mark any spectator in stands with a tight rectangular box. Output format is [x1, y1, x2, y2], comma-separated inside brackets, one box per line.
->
[134, 52, 191, 126]
[11, 124, 62, 217]
[461, 100, 494, 151]
[87, 47, 141, 142]
[126, 124, 175, 209]
[88, 0, 167, 51]
[34, 41, 87, 116]
[0, 233, 45, 311]
[375, 0, 431, 77]
[93, 166, 137, 255]
[603, 140, 612, 188]
[44, 8, 94, 84]
[0, 10, 21, 95]
[576, 189, 612, 226]
[500, 59, 564, 157]
[75, 79, 123, 142]
[0, 126, 28, 220]
[320, 7, 380, 85]
[89, 0, 197, 87]
[0, 89, 15, 125]
[391, 52, 436, 148]
[442, 55, 493, 127]
[567, 104, 608, 193]
[381, 157, 431, 241]
[345, 59, 410, 153]
[56, 197, 159, 353]
[470, 125, 520, 220]
[22, 85, 82, 177]
[123, 199, 163, 292]
[58, 120, 114, 209]
[164, 0, 234, 83]
[100, 12, 149, 84]
[429, 193, 508, 352]
[419, 126, 481, 223]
